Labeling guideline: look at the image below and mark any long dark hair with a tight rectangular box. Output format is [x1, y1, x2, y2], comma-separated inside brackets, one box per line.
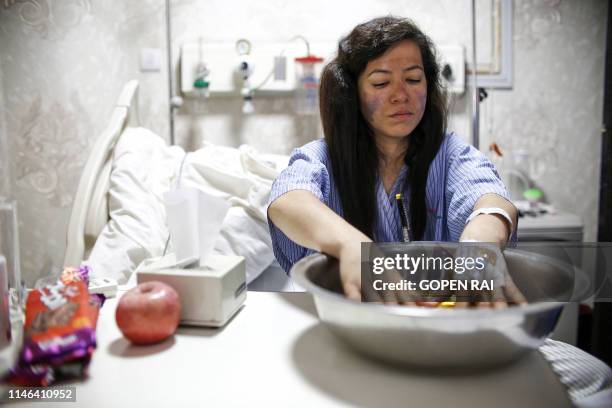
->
[319, 16, 448, 240]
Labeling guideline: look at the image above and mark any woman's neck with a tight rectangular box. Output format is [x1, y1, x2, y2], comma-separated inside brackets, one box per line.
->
[376, 136, 409, 170]
[375, 135, 409, 194]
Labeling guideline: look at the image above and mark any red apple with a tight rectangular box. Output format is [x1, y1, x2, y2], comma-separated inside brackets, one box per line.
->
[115, 281, 181, 345]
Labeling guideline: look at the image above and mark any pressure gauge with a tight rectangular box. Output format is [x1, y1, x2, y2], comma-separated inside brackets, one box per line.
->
[235, 38, 252, 56]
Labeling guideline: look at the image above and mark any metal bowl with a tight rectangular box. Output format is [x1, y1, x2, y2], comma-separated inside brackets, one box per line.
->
[292, 245, 586, 369]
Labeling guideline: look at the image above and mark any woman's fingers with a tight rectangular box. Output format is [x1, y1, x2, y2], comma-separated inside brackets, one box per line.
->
[416, 301, 441, 307]
[395, 287, 418, 306]
[380, 288, 399, 304]
[503, 272, 528, 305]
[343, 282, 362, 302]
[342, 243, 528, 309]
[489, 287, 508, 309]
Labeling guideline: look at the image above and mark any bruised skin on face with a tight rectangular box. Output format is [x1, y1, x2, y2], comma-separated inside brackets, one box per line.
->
[357, 40, 428, 148]
[362, 94, 386, 123]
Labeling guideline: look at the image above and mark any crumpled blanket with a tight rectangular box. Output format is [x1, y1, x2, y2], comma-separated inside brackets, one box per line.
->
[85, 127, 288, 285]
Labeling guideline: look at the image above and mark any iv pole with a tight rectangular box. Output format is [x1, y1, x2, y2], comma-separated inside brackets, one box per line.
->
[165, 0, 176, 145]
[471, 0, 480, 150]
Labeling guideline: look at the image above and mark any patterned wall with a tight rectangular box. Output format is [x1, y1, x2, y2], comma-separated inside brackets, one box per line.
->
[0, 0, 607, 284]
[482, 0, 606, 243]
[0, 0, 169, 283]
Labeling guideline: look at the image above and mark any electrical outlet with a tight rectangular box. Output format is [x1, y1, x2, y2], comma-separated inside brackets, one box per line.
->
[140, 48, 162, 72]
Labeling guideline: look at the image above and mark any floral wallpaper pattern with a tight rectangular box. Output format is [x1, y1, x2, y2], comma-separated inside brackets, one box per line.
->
[0, 0, 607, 284]
[1, 0, 168, 283]
[15, 92, 91, 207]
[3, 0, 91, 39]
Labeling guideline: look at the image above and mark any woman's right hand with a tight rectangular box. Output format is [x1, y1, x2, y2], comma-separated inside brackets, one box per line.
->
[338, 240, 439, 306]
[338, 240, 364, 301]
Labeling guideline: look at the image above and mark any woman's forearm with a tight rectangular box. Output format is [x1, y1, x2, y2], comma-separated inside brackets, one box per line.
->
[459, 193, 518, 245]
[268, 190, 371, 258]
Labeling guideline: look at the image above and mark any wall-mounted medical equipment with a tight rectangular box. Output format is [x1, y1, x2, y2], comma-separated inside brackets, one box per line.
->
[193, 62, 210, 98]
[235, 39, 255, 114]
[294, 55, 324, 115]
[437, 45, 466, 95]
[180, 40, 466, 115]
[180, 38, 334, 100]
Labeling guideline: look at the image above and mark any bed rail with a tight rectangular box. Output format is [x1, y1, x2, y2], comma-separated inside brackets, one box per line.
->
[64, 80, 140, 266]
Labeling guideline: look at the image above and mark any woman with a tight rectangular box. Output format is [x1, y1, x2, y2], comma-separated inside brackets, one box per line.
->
[268, 16, 516, 301]
[267, 16, 612, 403]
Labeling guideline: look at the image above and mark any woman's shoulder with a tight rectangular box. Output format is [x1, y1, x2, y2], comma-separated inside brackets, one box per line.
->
[428, 132, 480, 177]
[440, 131, 470, 153]
[289, 138, 330, 165]
[435, 131, 478, 162]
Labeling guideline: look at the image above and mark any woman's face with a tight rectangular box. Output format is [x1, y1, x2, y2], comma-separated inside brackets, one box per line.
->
[357, 40, 427, 143]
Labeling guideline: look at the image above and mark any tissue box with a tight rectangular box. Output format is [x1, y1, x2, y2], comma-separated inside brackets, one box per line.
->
[137, 255, 246, 327]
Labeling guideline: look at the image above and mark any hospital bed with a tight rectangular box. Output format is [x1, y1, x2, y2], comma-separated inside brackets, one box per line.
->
[63, 80, 294, 290]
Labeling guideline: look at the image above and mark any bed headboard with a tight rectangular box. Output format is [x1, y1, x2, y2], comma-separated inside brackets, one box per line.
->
[64, 80, 140, 267]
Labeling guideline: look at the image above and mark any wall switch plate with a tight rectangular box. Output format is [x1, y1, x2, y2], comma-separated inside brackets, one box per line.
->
[273, 55, 287, 81]
[140, 48, 162, 72]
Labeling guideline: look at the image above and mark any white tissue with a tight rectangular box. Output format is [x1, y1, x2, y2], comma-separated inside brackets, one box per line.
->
[164, 187, 230, 266]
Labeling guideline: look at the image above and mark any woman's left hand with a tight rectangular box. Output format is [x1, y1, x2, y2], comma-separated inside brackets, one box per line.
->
[452, 243, 527, 308]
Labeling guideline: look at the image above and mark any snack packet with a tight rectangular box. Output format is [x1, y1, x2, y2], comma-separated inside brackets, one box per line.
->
[22, 279, 98, 366]
[6, 266, 101, 386]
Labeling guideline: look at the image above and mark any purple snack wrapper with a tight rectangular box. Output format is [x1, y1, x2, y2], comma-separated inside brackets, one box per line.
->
[21, 327, 97, 366]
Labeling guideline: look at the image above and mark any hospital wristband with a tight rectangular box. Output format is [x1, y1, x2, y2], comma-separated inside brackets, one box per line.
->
[465, 207, 514, 236]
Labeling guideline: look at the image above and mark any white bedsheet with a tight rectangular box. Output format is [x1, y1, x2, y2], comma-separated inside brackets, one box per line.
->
[85, 127, 289, 285]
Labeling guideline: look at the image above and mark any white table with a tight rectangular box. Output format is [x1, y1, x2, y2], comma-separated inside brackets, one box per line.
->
[7, 291, 572, 407]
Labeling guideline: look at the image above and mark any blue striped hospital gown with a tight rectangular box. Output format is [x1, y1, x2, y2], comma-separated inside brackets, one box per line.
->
[267, 132, 515, 273]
